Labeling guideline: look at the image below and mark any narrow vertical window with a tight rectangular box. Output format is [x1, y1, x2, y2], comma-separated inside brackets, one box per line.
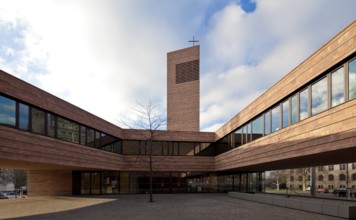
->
[246, 123, 251, 143]
[291, 95, 297, 124]
[19, 103, 29, 130]
[251, 115, 263, 141]
[349, 59, 356, 100]
[282, 100, 289, 128]
[47, 113, 56, 137]
[299, 88, 309, 120]
[271, 105, 280, 132]
[331, 67, 345, 107]
[31, 107, 45, 134]
[234, 128, 243, 147]
[264, 111, 270, 135]
[311, 77, 327, 115]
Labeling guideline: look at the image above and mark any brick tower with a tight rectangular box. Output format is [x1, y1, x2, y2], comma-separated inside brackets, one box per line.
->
[167, 45, 200, 131]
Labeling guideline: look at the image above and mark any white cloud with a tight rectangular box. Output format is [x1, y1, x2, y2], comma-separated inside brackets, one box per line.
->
[0, 0, 355, 132]
[200, 0, 356, 131]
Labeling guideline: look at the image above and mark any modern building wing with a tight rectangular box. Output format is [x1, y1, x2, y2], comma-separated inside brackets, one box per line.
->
[0, 20, 355, 196]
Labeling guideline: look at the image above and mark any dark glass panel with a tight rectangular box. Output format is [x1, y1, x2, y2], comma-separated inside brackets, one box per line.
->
[151, 141, 162, 156]
[264, 111, 270, 135]
[234, 128, 243, 147]
[282, 100, 289, 128]
[271, 105, 280, 132]
[251, 115, 263, 141]
[91, 172, 101, 194]
[57, 116, 79, 143]
[86, 128, 95, 147]
[80, 125, 86, 145]
[291, 95, 297, 124]
[179, 142, 194, 156]
[331, 67, 345, 107]
[246, 123, 251, 143]
[101, 171, 119, 194]
[349, 59, 356, 100]
[311, 77, 327, 115]
[81, 172, 90, 194]
[31, 107, 45, 134]
[19, 103, 29, 130]
[162, 141, 169, 155]
[194, 143, 200, 155]
[299, 88, 309, 120]
[0, 95, 16, 126]
[122, 140, 140, 155]
[46, 113, 56, 137]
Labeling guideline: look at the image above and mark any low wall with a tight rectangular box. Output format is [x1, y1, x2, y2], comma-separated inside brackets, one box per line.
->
[228, 192, 356, 219]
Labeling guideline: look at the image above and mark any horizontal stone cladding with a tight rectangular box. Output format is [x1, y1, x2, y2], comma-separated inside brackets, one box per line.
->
[123, 129, 215, 142]
[0, 70, 124, 139]
[28, 170, 72, 196]
[167, 45, 200, 132]
[215, 20, 356, 139]
[215, 98, 356, 172]
[0, 126, 215, 172]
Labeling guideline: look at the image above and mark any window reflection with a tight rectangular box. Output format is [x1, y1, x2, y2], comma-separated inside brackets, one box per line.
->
[282, 100, 289, 128]
[264, 111, 270, 135]
[331, 67, 345, 107]
[312, 77, 327, 115]
[57, 117, 79, 143]
[291, 95, 297, 124]
[31, 108, 45, 134]
[299, 88, 309, 120]
[271, 105, 280, 132]
[0, 95, 16, 126]
[252, 116, 263, 141]
[47, 113, 56, 137]
[19, 103, 29, 130]
[234, 128, 243, 147]
[349, 59, 356, 100]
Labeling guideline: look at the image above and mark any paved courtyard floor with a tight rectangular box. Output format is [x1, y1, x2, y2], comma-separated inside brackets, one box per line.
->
[0, 193, 344, 220]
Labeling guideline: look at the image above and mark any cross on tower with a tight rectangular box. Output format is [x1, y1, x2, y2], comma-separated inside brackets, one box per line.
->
[189, 36, 199, 46]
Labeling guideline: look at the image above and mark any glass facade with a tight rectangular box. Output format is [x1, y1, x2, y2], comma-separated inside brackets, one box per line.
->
[31, 108, 45, 134]
[282, 100, 289, 128]
[0, 95, 16, 126]
[331, 67, 345, 107]
[271, 105, 280, 132]
[19, 103, 29, 130]
[211, 56, 356, 156]
[311, 77, 327, 115]
[349, 59, 356, 100]
[251, 115, 263, 141]
[299, 88, 309, 120]
[291, 95, 297, 124]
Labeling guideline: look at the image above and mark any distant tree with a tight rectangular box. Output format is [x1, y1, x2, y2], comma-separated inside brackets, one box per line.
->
[120, 101, 166, 202]
[268, 170, 288, 190]
[294, 167, 310, 191]
[0, 168, 13, 185]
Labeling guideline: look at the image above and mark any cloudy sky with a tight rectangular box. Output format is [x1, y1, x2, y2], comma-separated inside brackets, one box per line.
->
[0, 0, 355, 131]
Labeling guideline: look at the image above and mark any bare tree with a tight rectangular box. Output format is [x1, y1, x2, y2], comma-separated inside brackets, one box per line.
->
[0, 168, 13, 185]
[294, 167, 310, 191]
[268, 170, 288, 190]
[120, 101, 166, 202]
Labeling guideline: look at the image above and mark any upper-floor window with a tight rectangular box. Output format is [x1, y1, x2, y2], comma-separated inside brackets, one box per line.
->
[328, 165, 334, 171]
[331, 67, 345, 107]
[252, 115, 263, 141]
[0, 95, 16, 126]
[340, 164, 346, 170]
[271, 105, 280, 132]
[291, 95, 298, 124]
[282, 100, 289, 128]
[299, 88, 309, 120]
[352, 163, 356, 170]
[31, 107, 45, 135]
[312, 77, 327, 115]
[264, 111, 270, 135]
[349, 59, 356, 100]
[18, 103, 29, 130]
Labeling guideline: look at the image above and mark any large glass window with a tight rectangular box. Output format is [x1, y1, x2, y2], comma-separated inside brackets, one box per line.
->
[31, 107, 45, 134]
[0, 95, 16, 126]
[86, 128, 95, 147]
[251, 116, 263, 141]
[299, 88, 309, 120]
[291, 95, 297, 124]
[331, 67, 345, 107]
[271, 105, 280, 132]
[18, 103, 29, 130]
[282, 100, 289, 128]
[80, 125, 86, 145]
[349, 59, 356, 100]
[179, 142, 194, 156]
[47, 113, 56, 137]
[246, 123, 251, 143]
[234, 128, 243, 147]
[312, 77, 328, 115]
[264, 111, 270, 135]
[57, 117, 79, 143]
[122, 140, 140, 155]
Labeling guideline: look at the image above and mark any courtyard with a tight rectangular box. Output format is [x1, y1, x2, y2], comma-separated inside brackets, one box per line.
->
[0, 194, 345, 220]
